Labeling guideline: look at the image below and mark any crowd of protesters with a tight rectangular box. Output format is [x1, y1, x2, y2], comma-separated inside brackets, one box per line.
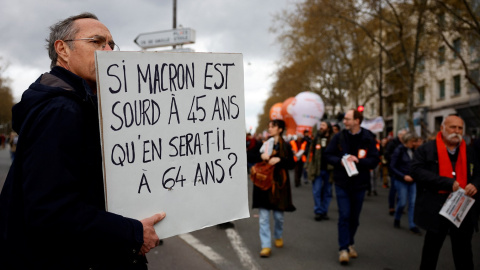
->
[247, 111, 479, 268]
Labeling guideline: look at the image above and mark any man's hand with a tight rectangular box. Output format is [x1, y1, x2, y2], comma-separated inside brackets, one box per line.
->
[140, 212, 166, 255]
[452, 181, 460, 192]
[464, 183, 478, 197]
[341, 155, 359, 167]
[346, 155, 359, 163]
[404, 175, 413, 182]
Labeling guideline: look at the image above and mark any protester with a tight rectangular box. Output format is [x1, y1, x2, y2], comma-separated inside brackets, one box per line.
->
[384, 129, 407, 215]
[379, 137, 390, 188]
[0, 13, 164, 269]
[0, 133, 5, 149]
[332, 123, 341, 134]
[411, 115, 479, 269]
[8, 131, 18, 162]
[247, 132, 262, 173]
[305, 121, 334, 221]
[290, 132, 307, 187]
[389, 132, 421, 235]
[302, 129, 312, 184]
[252, 119, 295, 258]
[368, 138, 382, 196]
[324, 109, 380, 265]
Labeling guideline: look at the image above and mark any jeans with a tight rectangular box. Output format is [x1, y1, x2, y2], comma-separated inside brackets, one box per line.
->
[394, 178, 416, 228]
[312, 170, 332, 215]
[259, 208, 284, 248]
[335, 185, 366, 251]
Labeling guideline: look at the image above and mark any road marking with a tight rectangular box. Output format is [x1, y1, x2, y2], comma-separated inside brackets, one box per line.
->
[178, 233, 226, 265]
[225, 228, 261, 270]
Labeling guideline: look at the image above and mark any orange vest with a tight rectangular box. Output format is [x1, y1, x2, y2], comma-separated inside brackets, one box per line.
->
[290, 140, 307, 162]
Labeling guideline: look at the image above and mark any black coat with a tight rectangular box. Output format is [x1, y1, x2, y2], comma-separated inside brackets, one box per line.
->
[252, 139, 296, 212]
[0, 67, 146, 270]
[411, 139, 480, 233]
[324, 128, 380, 190]
[390, 144, 414, 182]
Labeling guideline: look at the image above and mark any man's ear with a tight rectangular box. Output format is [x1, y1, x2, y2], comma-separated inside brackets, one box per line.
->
[54, 40, 70, 64]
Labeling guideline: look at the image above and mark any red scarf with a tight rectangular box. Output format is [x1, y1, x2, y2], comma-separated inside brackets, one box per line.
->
[436, 131, 467, 190]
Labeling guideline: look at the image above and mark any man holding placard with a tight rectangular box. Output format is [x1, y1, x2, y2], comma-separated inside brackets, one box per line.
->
[0, 13, 163, 269]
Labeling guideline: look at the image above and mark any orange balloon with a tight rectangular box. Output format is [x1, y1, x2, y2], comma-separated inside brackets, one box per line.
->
[281, 97, 297, 136]
[269, 103, 283, 120]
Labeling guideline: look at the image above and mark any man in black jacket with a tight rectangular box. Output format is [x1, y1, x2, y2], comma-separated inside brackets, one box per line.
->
[324, 109, 380, 265]
[411, 115, 479, 269]
[0, 13, 164, 270]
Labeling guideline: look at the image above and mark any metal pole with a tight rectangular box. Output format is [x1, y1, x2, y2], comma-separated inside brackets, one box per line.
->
[173, 0, 177, 49]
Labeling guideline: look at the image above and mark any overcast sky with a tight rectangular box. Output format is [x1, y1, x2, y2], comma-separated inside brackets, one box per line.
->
[0, 0, 300, 132]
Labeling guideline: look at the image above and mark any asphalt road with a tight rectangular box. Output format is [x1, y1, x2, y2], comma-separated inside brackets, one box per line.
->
[1, 147, 479, 269]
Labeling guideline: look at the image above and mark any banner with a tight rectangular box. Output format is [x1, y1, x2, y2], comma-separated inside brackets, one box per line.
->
[95, 51, 249, 239]
[361, 116, 385, 133]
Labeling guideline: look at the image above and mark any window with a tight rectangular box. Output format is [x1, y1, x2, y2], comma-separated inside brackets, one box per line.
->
[453, 75, 461, 96]
[438, 46, 446, 65]
[417, 57, 425, 73]
[453, 38, 461, 59]
[418, 86, 425, 104]
[469, 35, 480, 63]
[469, 69, 479, 92]
[437, 12, 445, 28]
[435, 116, 443, 132]
[439, 80, 445, 99]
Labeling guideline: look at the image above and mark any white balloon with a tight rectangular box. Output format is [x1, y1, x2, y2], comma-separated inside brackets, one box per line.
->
[290, 92, 325, 132]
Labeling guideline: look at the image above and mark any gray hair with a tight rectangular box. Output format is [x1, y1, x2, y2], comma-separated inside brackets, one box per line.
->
[46, 12, 99, 69]
[440, 114, 465, 130]
[402, 132, 418, 143]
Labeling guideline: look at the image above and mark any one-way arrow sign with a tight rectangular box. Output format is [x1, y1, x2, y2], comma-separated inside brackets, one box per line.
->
[134, 28, 196, 49]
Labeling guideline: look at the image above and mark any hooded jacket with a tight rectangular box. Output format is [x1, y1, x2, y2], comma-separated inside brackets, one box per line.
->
[0, 67, 146, 270]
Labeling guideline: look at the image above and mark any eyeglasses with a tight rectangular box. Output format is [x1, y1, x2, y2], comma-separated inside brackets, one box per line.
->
[64, 35, 120, 51]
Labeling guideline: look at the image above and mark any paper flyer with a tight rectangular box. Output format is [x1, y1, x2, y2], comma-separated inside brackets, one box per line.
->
[439, 188, 475, 228]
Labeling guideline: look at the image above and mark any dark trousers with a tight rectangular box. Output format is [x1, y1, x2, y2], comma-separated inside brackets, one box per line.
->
[293, 161, 304, 186]
[420, 219, 474, 270]
[335, 185, 366, 251]
[388, 173, 397, 209]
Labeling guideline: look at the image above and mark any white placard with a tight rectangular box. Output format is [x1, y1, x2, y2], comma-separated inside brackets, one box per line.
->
[95, 51, 249, 239]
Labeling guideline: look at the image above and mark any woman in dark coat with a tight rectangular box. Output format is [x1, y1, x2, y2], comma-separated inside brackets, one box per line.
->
[252, 120, 295, 258]
[390, 132, 421, 235]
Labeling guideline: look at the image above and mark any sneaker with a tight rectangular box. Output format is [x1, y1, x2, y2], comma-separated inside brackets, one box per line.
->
[339, 250, 349, 264]
[314, 214, 323, 221]
[410, 227, 422, 236]
[348, 245, 358, 258]
[394, 219, 400, 228]
[275, 238, 283, 248]
[389, 209, 395, 216]
[260, 248, 271, 258]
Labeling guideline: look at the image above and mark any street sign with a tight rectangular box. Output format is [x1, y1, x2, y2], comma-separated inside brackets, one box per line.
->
[134, 28, 195, 49]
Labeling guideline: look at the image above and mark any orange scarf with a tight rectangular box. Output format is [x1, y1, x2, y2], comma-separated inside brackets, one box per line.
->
[436, 131, 467, 190]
